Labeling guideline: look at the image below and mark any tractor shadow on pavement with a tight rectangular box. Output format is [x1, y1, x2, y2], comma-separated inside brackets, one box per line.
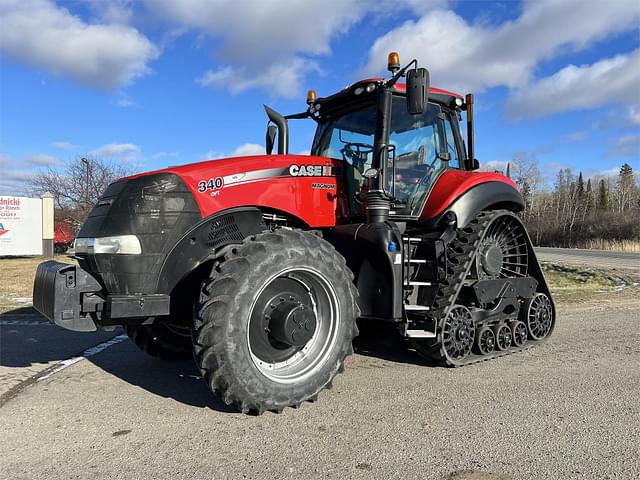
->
[353, 319, 436, 367]
[0, 307, 116, 368]
[86, 319, 435, 413]
[87, 340, 238, 413]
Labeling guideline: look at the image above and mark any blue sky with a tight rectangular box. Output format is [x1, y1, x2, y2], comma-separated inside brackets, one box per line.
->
[1, 0, 639, 195]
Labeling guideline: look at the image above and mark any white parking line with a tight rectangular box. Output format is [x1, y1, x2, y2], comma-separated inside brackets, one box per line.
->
[37, 334, 128, 382]
[0, 320, 53, 326]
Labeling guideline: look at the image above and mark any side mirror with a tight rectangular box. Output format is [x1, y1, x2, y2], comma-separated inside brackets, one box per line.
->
[266, 124, 277, 155]
[406, 67, 429, 115]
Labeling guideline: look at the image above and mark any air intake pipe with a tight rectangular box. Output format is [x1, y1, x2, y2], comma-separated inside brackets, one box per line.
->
[264, 105, 289, 154]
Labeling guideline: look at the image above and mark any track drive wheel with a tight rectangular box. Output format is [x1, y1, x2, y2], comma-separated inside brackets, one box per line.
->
[126, 319, 193, 360]
[193, 229, 359, 414]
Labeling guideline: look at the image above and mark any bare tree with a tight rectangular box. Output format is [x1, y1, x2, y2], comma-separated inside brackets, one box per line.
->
[33, 155, 130, 227]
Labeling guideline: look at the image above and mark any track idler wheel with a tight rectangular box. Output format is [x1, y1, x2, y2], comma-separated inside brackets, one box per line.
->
[510, 320, 528, 347]
[442, 305, 475, 361]
[524, 293, 553, 340]
[474, 326, 496, 355]
[493, 324, 512, 351]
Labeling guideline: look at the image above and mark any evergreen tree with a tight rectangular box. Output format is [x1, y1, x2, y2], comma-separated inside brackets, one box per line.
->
[618, 163, 635, 211]
[577, 172, 585, 198]
[506, 162, 511, 179]
[597, 179, 608, 210]
[585, 178, 593, 212]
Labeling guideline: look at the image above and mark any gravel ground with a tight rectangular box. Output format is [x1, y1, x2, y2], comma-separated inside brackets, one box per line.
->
[1, 293, 638, 480]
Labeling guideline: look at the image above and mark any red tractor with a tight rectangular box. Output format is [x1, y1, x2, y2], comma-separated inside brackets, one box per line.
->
[34, 53, 555, 414]
[54, 221, 75, 254]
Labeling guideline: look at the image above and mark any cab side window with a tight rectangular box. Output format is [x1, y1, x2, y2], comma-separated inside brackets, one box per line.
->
[444, 114, 461, 169]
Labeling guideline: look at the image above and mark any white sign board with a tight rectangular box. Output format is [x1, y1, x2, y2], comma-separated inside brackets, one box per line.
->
[0, 196, 43, 256]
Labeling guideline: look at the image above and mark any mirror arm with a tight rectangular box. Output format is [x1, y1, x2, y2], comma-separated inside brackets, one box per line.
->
[385, 59, 417, 88]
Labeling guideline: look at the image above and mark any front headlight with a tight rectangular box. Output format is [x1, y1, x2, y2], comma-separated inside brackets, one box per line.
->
[74, 235, 142, 255]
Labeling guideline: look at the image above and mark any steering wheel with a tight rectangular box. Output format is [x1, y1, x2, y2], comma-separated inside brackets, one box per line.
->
[341, 142, 374, 171]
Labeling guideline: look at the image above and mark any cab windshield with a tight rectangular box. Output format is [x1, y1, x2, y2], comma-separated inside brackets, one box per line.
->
[312, 96, 445, 217]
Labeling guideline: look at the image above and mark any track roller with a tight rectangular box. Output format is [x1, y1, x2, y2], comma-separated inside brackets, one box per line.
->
[494, 324, 512, 351]
[510, 320, 527, 347]
[474, 326, 496, 355]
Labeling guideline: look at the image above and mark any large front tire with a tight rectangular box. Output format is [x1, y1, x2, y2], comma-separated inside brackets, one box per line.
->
[193, 229, 359, 414]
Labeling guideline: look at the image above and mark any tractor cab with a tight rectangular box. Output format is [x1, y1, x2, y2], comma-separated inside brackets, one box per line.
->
[265, 52, 474, 222]
[310, 79, 466, 218]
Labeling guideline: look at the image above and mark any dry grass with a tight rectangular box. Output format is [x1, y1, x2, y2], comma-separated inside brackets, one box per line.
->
[573, 239, 640, 252]
[0, 255, 75, 313]
[542, 263, 638, 302]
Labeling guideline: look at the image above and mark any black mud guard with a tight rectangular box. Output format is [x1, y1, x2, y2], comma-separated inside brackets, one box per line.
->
[430, 181, 524, 229]
[324, 222, 404, 321]
[156, 207, 267, 295]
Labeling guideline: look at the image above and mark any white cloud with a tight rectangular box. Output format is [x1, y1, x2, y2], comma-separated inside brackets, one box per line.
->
[507, 49, 640, 119]
[364, 0, 640, 94]
[91, 142, 140, 159]
[198, 57, 320, 97]
[147, 0, 446, 96]
[608, 134, 640, 158]
[480, 160, 508, 173]
[200, 143, 266, 160]
[24, 153, 60, 166]
[231, 143, 265, 157]
[0, 0, 159, 89]
[145, 0, 363, 62]
[627, 104, 640, 126]
[50, 141, 76, 150]
[0, 170, 34, 196]
[565, 131, 588, 143]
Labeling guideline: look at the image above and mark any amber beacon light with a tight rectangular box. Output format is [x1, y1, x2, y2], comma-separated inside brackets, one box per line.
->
[387, 51, 400, 73]
[306, 89, 317, 105]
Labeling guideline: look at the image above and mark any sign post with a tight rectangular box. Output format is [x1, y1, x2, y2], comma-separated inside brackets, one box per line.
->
[42, 192, 54, 259]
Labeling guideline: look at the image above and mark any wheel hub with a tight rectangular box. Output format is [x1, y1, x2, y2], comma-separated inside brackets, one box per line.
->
[268, 301, 317, 347]
[479, 241, 503, 277]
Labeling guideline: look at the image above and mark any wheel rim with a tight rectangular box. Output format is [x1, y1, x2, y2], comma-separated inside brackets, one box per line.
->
[511, 320, 527, 347]
[247, 266, 339, 384]
[495, 324, 512, 350]
[442, 305, 475, 360]
[527, 293, 553, 340]
[476, 214, 529, 279]
[476, 326, 496, 355]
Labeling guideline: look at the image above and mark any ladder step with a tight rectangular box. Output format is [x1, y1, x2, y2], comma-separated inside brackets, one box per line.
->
[405, 281, 432, 286]
[405, 329, 437, 338]
[402, 237, 424, 242]
[404, 304, 430, 311]
[409, 259, 426, 264]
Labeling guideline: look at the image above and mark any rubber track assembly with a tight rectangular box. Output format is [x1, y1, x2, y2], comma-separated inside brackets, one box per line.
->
[412, 210, 553, 366]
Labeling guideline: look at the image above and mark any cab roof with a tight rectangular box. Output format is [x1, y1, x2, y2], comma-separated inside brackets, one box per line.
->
[314, 78, 463, 119]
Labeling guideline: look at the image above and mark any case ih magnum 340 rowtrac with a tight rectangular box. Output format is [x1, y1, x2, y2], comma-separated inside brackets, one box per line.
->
[34, 53, 555, 413]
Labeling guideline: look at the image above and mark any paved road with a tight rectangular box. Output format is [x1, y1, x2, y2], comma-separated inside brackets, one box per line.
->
[1, 295, 639, 480]
[535, 247, 639, 270]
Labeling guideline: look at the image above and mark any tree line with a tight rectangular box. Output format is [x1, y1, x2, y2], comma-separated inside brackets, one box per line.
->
[507, 157, 639, 250]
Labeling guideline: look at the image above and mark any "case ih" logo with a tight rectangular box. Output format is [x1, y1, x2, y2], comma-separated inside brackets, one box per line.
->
[0, 223, 9, 236]
[289, 165, 332, 177]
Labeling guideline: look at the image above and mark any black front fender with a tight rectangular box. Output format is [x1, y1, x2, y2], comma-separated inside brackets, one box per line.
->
[157, 207, 267, 294]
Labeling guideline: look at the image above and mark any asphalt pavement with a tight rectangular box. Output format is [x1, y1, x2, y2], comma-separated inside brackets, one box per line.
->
[535, 247, 639, 270]
[1, 294, 639, 480]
